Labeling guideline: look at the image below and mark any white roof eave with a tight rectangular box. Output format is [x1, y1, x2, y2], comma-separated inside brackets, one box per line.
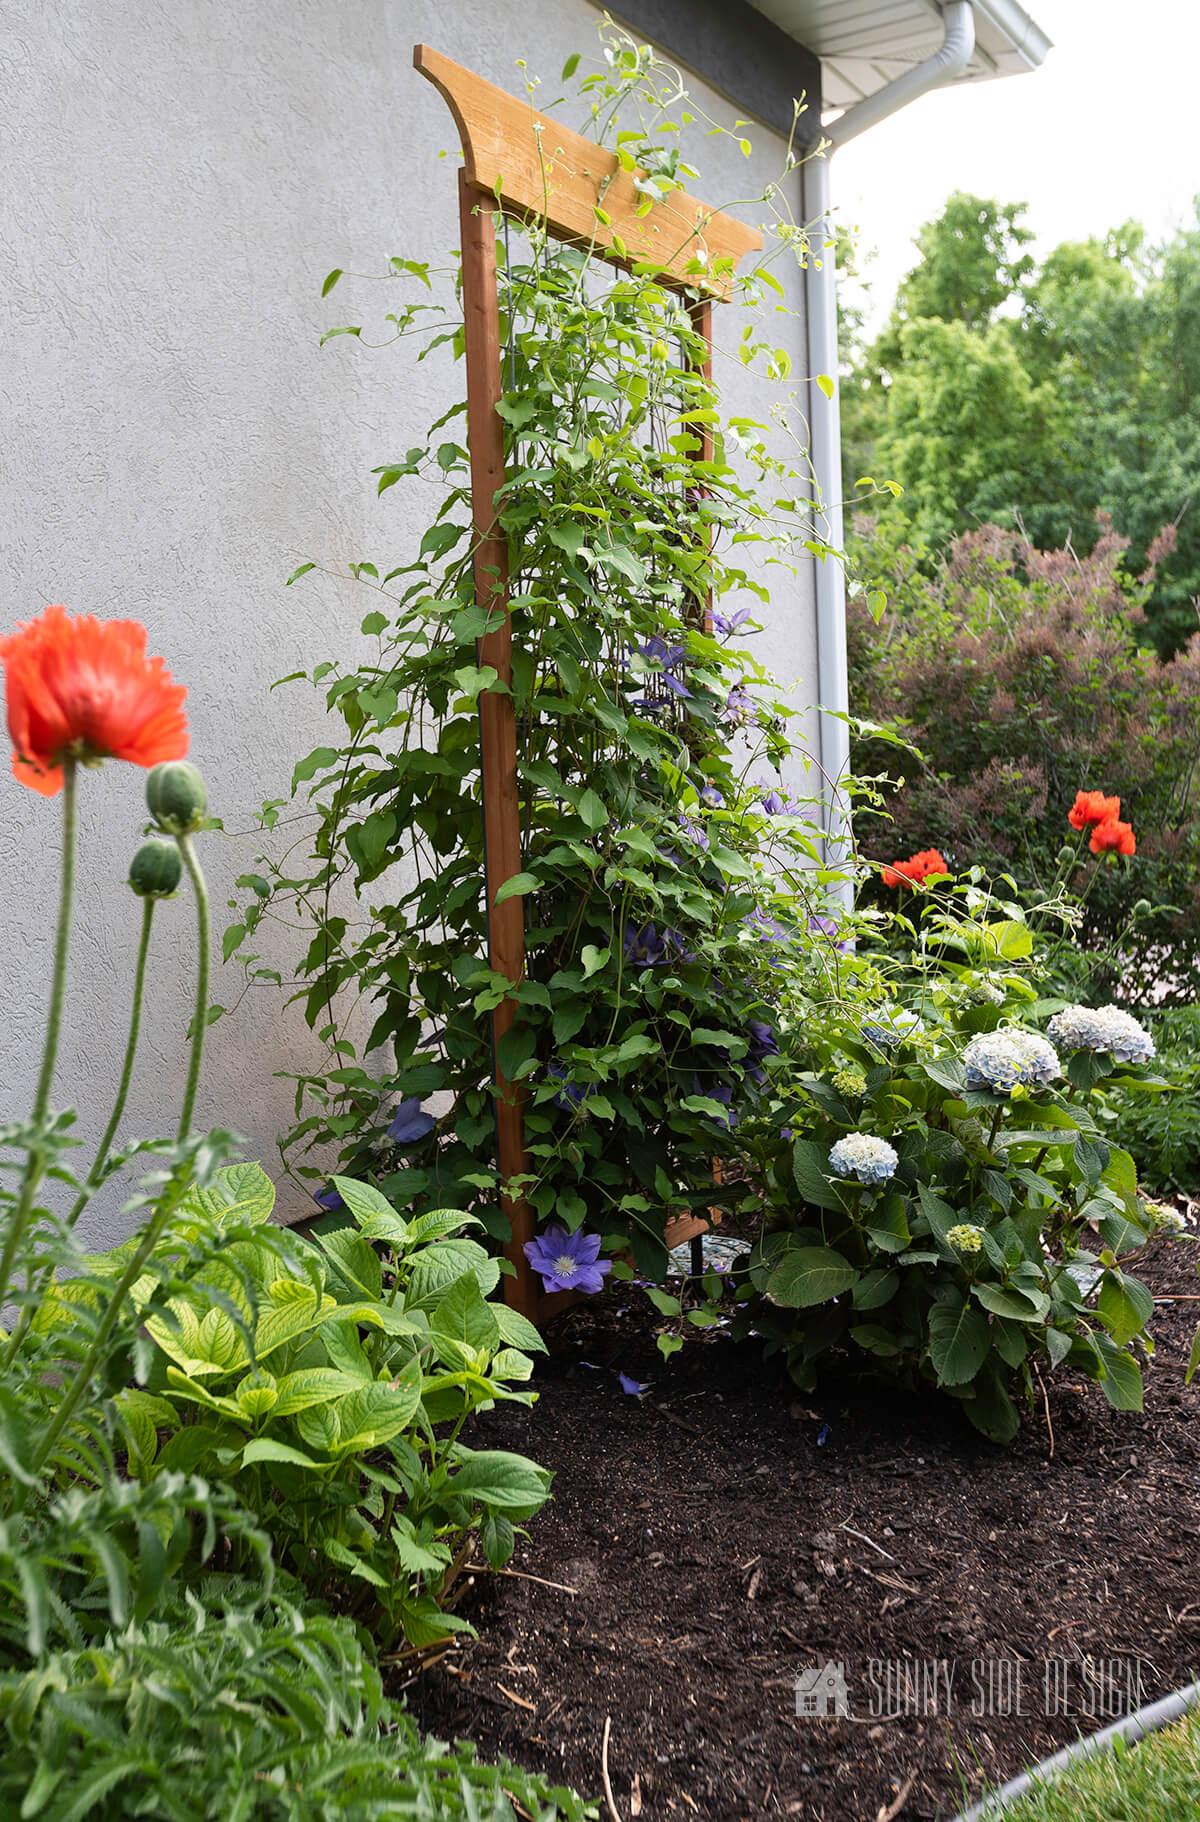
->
[748, 0, 1051, 112]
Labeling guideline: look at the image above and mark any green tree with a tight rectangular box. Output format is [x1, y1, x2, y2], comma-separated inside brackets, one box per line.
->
[847, 195, 1200, 653]
[872, 317, 1064, 550]
[881, 191, 1034, 345]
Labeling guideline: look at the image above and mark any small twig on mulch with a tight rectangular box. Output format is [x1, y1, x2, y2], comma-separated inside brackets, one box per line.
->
[839, 1520, 897, 1562]
[462, 1562, 580, 1595]
[863, 1566, 923, 1597]
[601, 1715, 623, 1822]
[876, 1769, 917, 1821]
[496, 1682, 537, 1713]
[1035, 1365, 1056, 1458]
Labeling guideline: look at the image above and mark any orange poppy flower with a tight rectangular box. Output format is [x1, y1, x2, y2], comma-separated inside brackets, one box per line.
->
[1090, 816, 1136, 857]
[1068, 789, 1121, 831]
[1, 605, 188, 796]
[882, 848, 948, 888]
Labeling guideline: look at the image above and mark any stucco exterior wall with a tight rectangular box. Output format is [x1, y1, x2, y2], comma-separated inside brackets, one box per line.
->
[0, 0, 819, 1244]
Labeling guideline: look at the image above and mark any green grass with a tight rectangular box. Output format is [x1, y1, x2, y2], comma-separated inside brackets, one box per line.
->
[991, 1708, 1200, 1820]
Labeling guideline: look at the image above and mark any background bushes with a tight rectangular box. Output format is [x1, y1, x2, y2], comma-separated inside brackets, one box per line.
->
[848, 517, 1200, 1002]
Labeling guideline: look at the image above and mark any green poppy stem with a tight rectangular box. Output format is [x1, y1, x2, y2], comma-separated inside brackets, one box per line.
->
[176, 833, 210, 1141]
[31, 1156, 194, 1473]
[67, 895, 156, 1229]
[0, 758, 78, 1315]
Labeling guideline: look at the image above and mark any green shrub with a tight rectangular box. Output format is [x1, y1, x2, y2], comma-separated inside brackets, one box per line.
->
[0, 1597, 590, 1821]
[0, 609, 573, 1813]
[1106, 1005, 1200, 1191]
[847, 517, 1200, 1002]
[722, 881, 1164, 1439]
[68, 1163, 552, 1647]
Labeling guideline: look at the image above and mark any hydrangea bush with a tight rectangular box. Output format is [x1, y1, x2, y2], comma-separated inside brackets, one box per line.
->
[725, 879, 1167, 1441]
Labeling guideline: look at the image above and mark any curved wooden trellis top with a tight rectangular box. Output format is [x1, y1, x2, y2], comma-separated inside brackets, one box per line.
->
[415, 44, 762, 297]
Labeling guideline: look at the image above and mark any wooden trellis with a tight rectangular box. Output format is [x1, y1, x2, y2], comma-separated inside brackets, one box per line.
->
[415, 45, 761, 1318]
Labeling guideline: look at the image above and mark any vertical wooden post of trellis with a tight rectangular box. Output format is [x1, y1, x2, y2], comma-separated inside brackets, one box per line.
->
[687, 297, 716, 639]
[416, 44, 760, 1319]
[457, 171, 536, 1317]
[687, 295, 723, 1278]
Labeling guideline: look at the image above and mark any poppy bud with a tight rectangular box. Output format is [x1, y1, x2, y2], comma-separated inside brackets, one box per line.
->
[1132, 899, 1152, 919]
[129, 838, 183, 899]
[147, 760, 207, 834]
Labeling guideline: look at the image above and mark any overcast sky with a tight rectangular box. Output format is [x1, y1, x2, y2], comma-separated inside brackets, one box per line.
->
[833, 0, 1200, 330]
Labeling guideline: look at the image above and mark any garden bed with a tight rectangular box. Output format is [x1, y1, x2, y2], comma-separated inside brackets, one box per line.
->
[415, 1233, 1200, 1821]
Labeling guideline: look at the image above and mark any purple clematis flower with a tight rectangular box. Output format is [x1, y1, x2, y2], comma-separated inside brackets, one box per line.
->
[699, 783, 725, 808]
[624, 921, 667, 967]
[663, 927, 696, 965]
[623, 923, 695, 968]
[747, 1019, 778, 1057]
[691, 1078, 737, 1130]
[637, 635, 692, 699]
[548, 1060, 592, 1112]
[712, 605, 753, 637]
[524, 1224, 612, 1295]
[758, 781, 799, 816]
[808, 912, 853, 954]
[679, 811, 709, 851]
[711, 1081, 737, 1128]
[314, 1185, 344, 1214]
[387, 1098, 436, 1145]
[745, 1018, 780, 1086]
[747, 906, 788, 943]
[724, 682, 756, 729]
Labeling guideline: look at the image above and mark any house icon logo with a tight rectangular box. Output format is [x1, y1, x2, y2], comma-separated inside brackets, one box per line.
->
[795, 1661, 851, 1718]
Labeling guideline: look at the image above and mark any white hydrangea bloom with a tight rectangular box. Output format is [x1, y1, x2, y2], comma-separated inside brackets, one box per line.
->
[963, 1029, 1060, 1094]
[828, 1132, 899, 1185]
[1047, 1004, 1155, 1065]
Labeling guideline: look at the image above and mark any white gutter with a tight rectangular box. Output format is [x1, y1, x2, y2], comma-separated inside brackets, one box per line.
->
[972, 0, 1052, 71]
[807, 1, 976, 908]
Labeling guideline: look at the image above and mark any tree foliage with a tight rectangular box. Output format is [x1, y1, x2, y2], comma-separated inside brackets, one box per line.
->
[845, 191, 1200, 653]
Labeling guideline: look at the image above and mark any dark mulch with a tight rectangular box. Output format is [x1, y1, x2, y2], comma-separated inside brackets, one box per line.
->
[411, 1236, 1200, 1821]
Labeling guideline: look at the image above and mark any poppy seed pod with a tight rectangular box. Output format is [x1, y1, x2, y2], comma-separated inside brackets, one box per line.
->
[129, 838, 183, 899]
[146, 760, 207, 834]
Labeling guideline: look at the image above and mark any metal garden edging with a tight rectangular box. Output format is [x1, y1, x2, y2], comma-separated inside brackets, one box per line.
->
[953, 1675, 1200, 1820]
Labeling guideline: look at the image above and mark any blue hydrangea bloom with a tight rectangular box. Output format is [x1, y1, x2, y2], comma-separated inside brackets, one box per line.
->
[1048, 1004, 1155, 1065]
[861, 1009, 921, 1051]
[962, 1029, 1060, 1094]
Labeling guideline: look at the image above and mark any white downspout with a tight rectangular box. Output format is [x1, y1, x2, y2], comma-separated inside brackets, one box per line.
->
[807, 1, 976, 907]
